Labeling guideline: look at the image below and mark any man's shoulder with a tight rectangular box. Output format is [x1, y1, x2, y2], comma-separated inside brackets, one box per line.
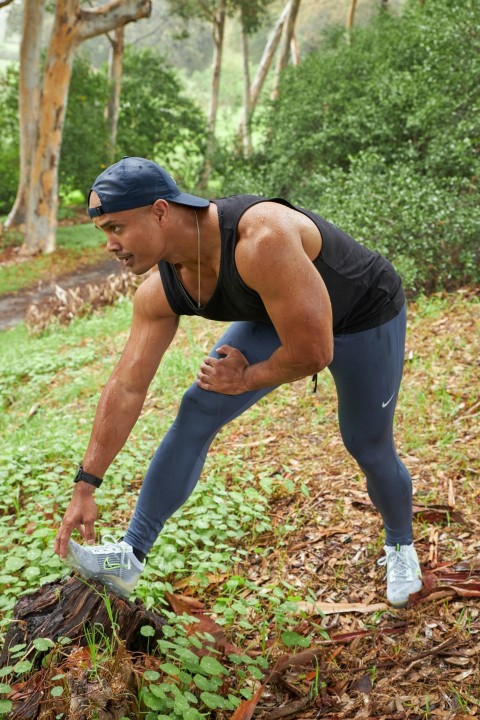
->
[133, 270, 177, 321]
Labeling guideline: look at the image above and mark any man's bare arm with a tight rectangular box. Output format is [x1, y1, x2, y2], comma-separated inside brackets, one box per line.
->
[54, 273, 178, 556]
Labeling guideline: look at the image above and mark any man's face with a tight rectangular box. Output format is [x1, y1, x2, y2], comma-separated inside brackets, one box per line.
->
[89, 192, 162, 275]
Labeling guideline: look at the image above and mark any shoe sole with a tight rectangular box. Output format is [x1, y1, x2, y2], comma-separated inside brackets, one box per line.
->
[65, 547, 134, 600]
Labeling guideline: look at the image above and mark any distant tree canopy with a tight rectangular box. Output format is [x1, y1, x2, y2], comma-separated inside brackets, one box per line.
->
[217, 0, 479, 295]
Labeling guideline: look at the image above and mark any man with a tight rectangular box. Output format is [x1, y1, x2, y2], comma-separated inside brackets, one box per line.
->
[54, 156, 423, 608]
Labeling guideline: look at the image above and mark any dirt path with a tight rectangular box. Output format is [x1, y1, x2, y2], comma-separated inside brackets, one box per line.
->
[0, 258, 120, 330]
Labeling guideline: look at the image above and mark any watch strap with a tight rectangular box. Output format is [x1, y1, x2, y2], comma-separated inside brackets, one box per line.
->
[74, 465, 103, 488]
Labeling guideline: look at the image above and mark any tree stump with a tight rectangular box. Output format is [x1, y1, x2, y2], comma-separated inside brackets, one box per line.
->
[0, 576, 167, 719]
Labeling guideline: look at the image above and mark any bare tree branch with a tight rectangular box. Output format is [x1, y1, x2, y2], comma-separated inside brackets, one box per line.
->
[76, 0, 151, 42]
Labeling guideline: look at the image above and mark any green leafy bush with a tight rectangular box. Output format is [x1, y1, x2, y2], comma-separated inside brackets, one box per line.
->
[0, 65, 19, 214]
[216, 0, 479, 295]
[0, 48, 207, 214]
[116, 47, 207, 190]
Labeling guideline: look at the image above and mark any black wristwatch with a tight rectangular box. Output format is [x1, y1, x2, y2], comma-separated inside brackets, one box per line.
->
[74, 465, 103, 488]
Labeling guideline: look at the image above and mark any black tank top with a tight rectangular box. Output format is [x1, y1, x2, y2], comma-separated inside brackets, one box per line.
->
[158, 195, 404, 334]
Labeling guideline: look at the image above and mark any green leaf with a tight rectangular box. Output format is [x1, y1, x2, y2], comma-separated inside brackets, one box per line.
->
[13, 660, 33, 674]
[0, 683, 11, 694]
[0, 667, 13, 678]
[56, 636, 72, 646]
[183, 708, 202, 720]
[5, 557, 25, 572]
[142, 690, 166, 711]
[33, 638, 54, 652]
[173, 647, 199, 665]
[199, 655, 227, 676]
[193, 674, 214, 692]
[143, 670, 160, 682]
[51, 686, 64, 697]
[159, 662, 180, 677]
[200, 691, 223, 709]
[0, 700, 13, 713]
[187, 635, 203, 649]
[281, 631, 312, 648]
[140, 625, 156, 637]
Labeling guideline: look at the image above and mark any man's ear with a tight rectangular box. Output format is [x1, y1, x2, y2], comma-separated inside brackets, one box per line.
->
[151, 199, 169, 223]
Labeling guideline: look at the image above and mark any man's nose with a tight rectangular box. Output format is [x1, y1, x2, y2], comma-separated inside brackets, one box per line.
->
[106, 236, 121, 252]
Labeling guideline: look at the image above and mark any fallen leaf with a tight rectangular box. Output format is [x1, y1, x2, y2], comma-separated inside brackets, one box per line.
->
[229, 682, 268, 720]
[296, 601, 389, 615]
[164, 592, 239, 655]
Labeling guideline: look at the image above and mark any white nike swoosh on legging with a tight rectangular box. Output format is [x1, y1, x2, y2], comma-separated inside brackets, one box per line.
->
[382, 392, 396, 408]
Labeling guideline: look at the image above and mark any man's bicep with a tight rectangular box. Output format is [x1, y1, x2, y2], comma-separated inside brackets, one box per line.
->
[113, 276, 179, 392]
[243, 240, 333, 365]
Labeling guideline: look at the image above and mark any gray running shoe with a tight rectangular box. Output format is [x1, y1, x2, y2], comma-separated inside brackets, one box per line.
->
[66, 535, 144, 599]
[378, 543, 423, 608]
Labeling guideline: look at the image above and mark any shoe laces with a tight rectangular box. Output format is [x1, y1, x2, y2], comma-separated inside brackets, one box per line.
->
[97, 533, 129, 561]
[378, 547, 417, 581]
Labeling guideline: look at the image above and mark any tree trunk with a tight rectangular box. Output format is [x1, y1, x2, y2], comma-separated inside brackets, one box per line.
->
[235, 0, 290, 142]
[24, 0, 77, 254]
[271, 0, 302, 100]
[4, 0, 45, 231]
[346, 0, 357, 45]
[200, 0, 226, 188]
[21, 0, 151, 255]
[208, 0, 226, 139]
[0, 577, 166, 719]
[106, 26, 125, 164]
[239, 12, 252, 157]
[290, 30, 300, 65]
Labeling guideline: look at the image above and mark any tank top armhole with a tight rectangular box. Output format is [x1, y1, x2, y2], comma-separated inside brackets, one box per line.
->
[158, 261, 187, 316]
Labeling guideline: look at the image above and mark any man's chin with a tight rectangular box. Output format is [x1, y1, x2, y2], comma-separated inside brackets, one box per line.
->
[131, 262, 157, 277]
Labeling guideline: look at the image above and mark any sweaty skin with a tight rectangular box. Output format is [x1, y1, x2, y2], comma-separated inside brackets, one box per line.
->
[54, 195, 333, 557]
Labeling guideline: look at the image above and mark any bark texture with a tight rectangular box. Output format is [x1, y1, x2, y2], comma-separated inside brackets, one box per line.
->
[271, 0, 302, 100]
[0, 576, 166, 669]
[106, 26, 126, 163]
[19, 0, 151, 254]
[4, 0, 45, 231]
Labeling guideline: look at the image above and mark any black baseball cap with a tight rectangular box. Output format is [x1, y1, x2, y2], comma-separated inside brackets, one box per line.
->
[88, 156, 209, 218]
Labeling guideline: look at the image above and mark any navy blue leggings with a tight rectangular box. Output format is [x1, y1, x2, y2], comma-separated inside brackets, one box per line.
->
[124, 304, 413, 553]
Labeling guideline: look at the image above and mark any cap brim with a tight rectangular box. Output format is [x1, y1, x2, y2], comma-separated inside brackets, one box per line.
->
[170, 192, 210, 208]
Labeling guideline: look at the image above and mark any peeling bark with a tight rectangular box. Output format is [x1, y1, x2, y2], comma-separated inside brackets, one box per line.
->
[20, 0, 151, 255]
[0, 576, 166, 668]
[4, 0, 45, 231]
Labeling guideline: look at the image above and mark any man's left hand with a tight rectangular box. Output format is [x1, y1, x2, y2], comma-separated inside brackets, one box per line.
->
[196, 344, 250, 395]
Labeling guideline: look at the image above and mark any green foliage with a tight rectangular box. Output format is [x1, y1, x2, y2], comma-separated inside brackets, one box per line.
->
[0, 65, 19, 213]
[59, 56, 110, 199]
[115, 47, 207, 190]
[0, 47, 207, 214]
[216, 0, 480, 295]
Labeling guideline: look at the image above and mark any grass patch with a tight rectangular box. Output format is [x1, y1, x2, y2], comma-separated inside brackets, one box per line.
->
[0, 221, 106, 296]
[0, 288, 479, 716]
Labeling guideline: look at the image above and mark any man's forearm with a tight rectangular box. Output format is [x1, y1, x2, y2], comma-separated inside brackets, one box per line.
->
[81, 377, 148, 478]
[244, 345, 330, 391]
